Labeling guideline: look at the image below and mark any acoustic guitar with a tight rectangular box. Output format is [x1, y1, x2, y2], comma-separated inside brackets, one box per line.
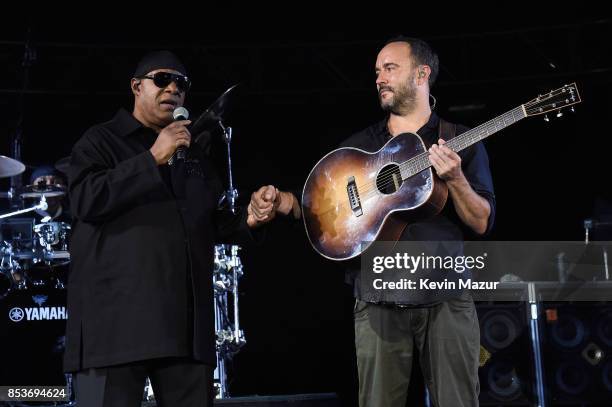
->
[302, 84, 581, 260]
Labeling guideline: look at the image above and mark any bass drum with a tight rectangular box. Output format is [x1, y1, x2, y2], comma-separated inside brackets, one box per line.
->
[0, 284, 68, 388]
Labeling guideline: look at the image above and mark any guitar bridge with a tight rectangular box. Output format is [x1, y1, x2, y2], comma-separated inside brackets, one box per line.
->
[346, 176, 363, 217]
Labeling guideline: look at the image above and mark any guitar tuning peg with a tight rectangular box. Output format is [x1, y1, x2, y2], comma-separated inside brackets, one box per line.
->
[556, 110, 564, 118]
[544, 114, 550, 122]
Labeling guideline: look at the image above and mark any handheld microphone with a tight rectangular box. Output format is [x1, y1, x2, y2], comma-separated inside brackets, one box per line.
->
[169, 107, 190, 165]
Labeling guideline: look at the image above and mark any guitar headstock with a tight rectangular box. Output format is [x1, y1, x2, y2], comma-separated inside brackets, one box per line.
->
[523, 83, 581, 119]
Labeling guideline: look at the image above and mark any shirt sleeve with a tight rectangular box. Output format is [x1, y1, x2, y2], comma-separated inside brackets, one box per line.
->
[68, 129, 166, 223]
[459, 141, 496, 235]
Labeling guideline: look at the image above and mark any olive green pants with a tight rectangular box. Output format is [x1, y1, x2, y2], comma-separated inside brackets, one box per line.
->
[354, 292, 480, 407]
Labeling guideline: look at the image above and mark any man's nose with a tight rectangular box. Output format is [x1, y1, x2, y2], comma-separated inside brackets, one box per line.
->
[165, 81, 181, 95]
[376, 72, 387, 87]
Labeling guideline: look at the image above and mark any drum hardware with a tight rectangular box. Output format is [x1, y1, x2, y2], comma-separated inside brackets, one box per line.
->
[0, 241, 29, 298]
[187, 83, 239, 213]
[218, 120, 238, 214]
[0, 194, 48, 221]
[195, 85, 245, 398]
[0, 194, 71, 294]
[143, 377, 155, 401]
[213, 244, 246, 399]
[34, 221, 71, 252]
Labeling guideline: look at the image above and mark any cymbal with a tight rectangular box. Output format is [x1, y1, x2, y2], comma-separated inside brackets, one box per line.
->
[20, 184, 66, 199]
[0, 155, 26, 178]
[190, 84, 239, 149]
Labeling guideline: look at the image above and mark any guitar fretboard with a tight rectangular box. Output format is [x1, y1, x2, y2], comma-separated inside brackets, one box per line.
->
[399, 106, 526, 179]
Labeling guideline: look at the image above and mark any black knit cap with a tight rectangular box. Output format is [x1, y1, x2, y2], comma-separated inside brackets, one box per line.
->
[133, 50, 187, 78]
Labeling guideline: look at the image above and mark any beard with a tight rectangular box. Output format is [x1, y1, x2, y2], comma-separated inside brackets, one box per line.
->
[379, 74, 418, 115]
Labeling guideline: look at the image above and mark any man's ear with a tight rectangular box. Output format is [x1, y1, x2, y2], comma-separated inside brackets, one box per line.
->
[130, 78, 140, 96]
[418, 65, 431, 86]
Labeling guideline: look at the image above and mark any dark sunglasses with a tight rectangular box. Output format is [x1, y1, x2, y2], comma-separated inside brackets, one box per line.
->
[138, 72, 191, 92]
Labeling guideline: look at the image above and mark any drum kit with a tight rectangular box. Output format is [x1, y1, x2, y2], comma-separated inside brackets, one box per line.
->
[0, 155, 71, 299]
[0, 155, 75, 405]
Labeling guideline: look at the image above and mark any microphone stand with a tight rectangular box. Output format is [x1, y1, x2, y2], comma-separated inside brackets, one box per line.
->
[217, 119, 238, 214]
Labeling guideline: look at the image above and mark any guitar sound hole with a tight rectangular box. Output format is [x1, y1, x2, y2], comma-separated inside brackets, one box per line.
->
[376, 164, 403, 195]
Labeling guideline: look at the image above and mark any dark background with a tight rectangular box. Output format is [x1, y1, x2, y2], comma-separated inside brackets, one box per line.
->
[1, 12, 611, 405]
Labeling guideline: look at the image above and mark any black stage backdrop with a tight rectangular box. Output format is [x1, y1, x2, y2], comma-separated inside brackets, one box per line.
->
[1, 13, 611, 406]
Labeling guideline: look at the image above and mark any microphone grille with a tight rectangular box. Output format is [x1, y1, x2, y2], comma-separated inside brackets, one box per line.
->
[173, 106, 189, 121]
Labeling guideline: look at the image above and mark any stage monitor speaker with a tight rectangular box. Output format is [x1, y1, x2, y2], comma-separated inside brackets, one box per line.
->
[476, 302, 536, 406]
[541, 302, 611, 405]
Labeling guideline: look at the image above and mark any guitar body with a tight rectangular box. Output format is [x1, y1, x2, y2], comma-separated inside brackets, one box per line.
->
[302, 132, 448, 260]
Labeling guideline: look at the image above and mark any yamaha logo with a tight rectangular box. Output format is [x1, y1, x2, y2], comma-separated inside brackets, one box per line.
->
[7, 305, 67, 322]
[9, 307, 25, 322]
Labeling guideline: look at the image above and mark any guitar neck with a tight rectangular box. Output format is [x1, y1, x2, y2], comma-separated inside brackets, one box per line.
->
[446, 105, 526, 152]
[401, 105, 526, 179]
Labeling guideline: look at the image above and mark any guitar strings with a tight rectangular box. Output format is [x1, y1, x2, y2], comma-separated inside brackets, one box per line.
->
[354, 106, 525, 197]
